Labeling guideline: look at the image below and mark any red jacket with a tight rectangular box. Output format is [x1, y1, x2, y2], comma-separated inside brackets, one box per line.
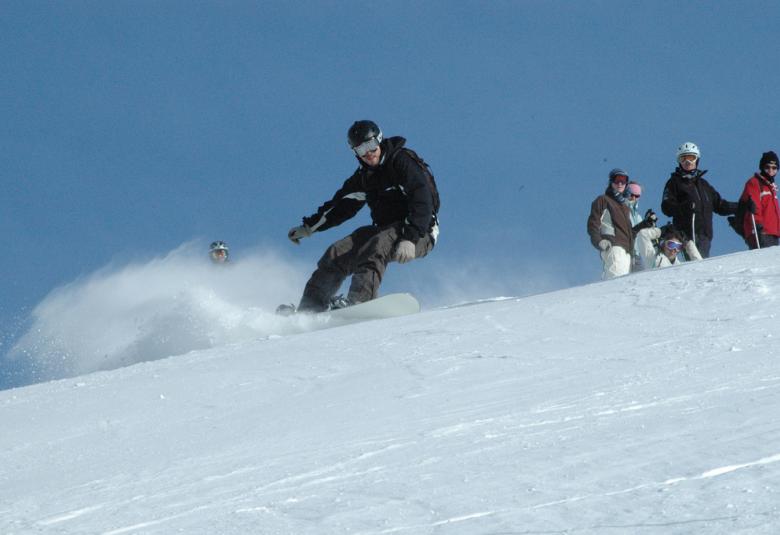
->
[741, 173, 780, 239]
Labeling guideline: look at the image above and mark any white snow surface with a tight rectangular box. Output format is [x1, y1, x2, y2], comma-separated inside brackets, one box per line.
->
[3, 248, 780, 533]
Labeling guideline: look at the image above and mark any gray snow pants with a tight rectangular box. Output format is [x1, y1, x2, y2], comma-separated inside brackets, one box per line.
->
[298, 222, 434, 312]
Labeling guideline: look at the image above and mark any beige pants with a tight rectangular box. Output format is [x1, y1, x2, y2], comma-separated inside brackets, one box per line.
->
[600, 245, 631, 280]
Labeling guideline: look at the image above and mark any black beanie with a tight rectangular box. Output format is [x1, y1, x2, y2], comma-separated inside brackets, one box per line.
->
[760, 151, 779, 169]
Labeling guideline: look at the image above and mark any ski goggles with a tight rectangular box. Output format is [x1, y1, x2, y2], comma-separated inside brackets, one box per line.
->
[352, 137, 380, 157]
[663, 240, 683, 251]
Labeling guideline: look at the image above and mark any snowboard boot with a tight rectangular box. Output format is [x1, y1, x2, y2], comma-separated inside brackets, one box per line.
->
[328, 295, 352, 310]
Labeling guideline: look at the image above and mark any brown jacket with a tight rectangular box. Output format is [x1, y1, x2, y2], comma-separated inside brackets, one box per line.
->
[587, 187, 634, 252]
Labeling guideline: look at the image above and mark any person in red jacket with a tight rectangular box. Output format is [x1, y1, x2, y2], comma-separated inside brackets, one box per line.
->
[740, 151, 780, 249]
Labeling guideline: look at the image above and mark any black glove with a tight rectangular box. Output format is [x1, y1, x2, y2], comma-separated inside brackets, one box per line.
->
[757, 223, 764, 235]
[747, 198, 757, 215]
[644, 209, 658, 226]
[722, 200, 739, 215]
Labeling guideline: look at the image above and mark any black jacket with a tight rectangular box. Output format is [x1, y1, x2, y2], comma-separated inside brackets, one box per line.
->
[661, 168, 737, 241]
[302, 136, 437, 243]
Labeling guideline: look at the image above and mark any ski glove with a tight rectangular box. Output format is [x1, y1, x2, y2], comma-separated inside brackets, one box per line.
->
[288, 224, 313, 244]
[598, 239, 612, 251]
[633, 210, 658, 232]
[394, 240, 416, 264]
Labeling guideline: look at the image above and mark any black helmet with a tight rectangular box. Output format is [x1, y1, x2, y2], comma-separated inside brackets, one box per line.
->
[347, 120, 382, 148]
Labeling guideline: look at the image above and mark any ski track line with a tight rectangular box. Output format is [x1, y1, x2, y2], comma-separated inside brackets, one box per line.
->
[37, 504, 106, 526]
[530, 452, 780, 511]
[665, 452, 780, 483]
[367, 510, 497, 534]
[37, 445, 415, 534]
[101, 504, 212, 535]
[251, 442, 414, 494]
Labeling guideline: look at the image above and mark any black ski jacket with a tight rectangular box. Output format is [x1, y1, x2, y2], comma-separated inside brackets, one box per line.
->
[661, 168, 737, 241]
[302, 136, 438, 243]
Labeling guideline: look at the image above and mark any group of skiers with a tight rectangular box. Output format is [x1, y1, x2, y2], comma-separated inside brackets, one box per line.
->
[588, 142, 780, 280]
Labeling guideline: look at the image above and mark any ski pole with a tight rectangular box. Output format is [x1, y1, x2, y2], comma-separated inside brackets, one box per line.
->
[751, 213, 761, 250]
[691, 212, 696, 248]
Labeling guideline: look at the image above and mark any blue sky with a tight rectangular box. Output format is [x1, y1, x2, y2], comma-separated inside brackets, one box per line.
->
[2, 1, 779, 359]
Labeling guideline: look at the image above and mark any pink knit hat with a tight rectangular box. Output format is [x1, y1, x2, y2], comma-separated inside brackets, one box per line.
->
[627, 183, 642, 197]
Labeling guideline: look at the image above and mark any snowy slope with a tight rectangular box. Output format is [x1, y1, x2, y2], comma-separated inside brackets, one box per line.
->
[3, 249, 780, 534]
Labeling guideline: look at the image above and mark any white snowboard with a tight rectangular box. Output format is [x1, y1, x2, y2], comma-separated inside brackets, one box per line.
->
[321, 293, 420, 323]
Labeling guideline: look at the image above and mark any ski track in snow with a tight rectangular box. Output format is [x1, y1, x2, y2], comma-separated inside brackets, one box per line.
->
[37, 504, 106, 526]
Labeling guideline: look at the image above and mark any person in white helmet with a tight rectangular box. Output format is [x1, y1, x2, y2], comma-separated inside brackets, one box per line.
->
[209, 241, 229, 264]
[660, 142, 737, 258]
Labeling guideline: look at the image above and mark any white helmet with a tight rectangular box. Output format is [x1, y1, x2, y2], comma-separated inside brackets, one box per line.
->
[676, 142, 700, 162]
[209, 240, 229, 263]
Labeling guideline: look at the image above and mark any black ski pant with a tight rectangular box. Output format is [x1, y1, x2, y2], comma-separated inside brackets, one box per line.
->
[298, 222, 434, 312]
[692, 234, 712, 259]
[749, 233, 780, 250]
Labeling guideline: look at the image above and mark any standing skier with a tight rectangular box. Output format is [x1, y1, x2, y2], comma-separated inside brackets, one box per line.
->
[587, 168, 635, 279]
[739, 151, 780, 249]
[660, 142, 737, 258]
[282, 120, 440, 313]
[625, 181, 657, 271]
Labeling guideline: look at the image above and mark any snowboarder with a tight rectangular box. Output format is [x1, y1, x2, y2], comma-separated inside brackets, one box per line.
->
[635, 223, 702, 269]
[738, 151, 780, 250]
[282, 120, 440, 313]
[587, 168, 636, 279]
[209, 241, 229, 264]
[660, 142, 737, 258]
